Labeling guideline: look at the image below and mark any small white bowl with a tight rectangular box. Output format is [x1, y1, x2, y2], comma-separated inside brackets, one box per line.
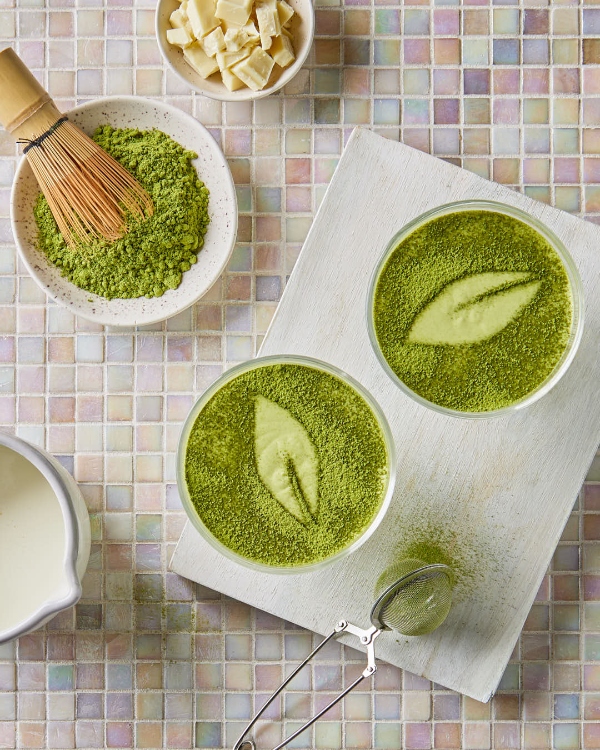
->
[156, 0, 314, 101]
[11, 96, 237, 327]
[0, 432, 91, 644]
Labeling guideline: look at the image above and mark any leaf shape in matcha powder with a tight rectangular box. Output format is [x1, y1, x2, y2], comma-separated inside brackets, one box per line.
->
[254, 395, 319, 525]
[407, 271, 541, 346]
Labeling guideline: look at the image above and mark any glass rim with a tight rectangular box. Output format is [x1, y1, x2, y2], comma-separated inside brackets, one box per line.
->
[366, 199, 585, 420]
[176, 354, 397, 574]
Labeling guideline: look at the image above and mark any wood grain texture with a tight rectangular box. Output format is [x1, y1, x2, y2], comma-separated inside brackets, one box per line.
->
[172, 128, 600, 702]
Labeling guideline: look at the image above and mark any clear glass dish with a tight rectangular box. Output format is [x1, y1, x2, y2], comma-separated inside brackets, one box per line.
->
[366, 200, 585, 419]
[176, 354, 397, 574]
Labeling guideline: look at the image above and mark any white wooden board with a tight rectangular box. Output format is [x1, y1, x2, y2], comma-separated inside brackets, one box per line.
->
[171, 128, 600, 702]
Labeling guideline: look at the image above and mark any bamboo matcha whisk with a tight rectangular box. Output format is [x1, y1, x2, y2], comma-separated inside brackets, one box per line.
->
[0, 47, 153, 249]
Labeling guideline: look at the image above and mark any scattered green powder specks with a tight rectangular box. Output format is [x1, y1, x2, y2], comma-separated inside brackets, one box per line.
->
[184, 363, 389, 567]
[392, 520, 489, 603]
[33, 126, 210, 299]
[373, 210, 573, 412]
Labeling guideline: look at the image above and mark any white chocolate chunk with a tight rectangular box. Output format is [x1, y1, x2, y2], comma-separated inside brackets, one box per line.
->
[224, 26, 249, 51]
[183, 41, 220, 77]
[270, 32, 294, 67]
[231, 46, 274, 90]
[187, 0, 219, 38]
[216, 47, 251, 71]
[215, 0, 252, 27]
[277, 0, 294, 26]
[221, 67, 245, 90]
[256, 2, 281, 40]
[219, 18, 240, 33]
[170, 8, 188, 28]
[167, 26, 194, 47]
[243, 20, 260, 39]
[202, 25, 226, 56]
[171, 7, 194, 35]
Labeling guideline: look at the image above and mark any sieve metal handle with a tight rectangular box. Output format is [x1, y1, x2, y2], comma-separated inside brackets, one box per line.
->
[233, 620, 382, 750]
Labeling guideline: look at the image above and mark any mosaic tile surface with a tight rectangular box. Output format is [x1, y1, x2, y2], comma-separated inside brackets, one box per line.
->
[1, 0, 600, 747]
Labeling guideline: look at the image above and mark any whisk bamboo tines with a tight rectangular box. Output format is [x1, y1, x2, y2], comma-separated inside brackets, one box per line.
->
[0, 47, 153, 249]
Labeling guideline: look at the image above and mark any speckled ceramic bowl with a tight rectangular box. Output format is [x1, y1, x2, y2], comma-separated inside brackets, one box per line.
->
[11, 96, 237, 327]
[156, 0, 314, 101]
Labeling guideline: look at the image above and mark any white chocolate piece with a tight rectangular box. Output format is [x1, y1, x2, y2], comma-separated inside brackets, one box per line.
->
[187, 0, 219, 38]
[243, 20, 260, 39]
[183, 41, 220, 77]
[256, 2, 281, 39]
[216, 47, 251, 71]
[167, 26, 194, 47]
[270, 32, 294, 67]
[224, 26, 250, 51]
[202, 26, 226, 56]
[215, 0, 252, 27]
[170, 8, 187, 28]
[277, 0, 294, 26]
[231, 46, 274, 90]
[221, 67, 245, 90]
[219, 18, 240, 33]
[171, 7, 194, 35]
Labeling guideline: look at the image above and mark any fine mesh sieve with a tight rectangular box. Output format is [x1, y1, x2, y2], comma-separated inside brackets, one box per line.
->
[234, 559, 454, 750]
[371, 558, 454, 636]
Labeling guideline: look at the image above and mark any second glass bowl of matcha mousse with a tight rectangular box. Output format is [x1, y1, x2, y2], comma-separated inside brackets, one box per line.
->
[176, 355, 396, 573]
[367, 200, 584, 419]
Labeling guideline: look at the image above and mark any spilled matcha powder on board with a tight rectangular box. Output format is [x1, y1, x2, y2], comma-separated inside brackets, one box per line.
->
[33, 126, 210, 299]
[184, 363, 389, 567]
[373, 210, 573, 412]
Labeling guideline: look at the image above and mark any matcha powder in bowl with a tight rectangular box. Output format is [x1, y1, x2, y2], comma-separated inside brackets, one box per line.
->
[368, 201, 584, 417]
[33, 126, 210, 300]
[177, 356, 396, 573]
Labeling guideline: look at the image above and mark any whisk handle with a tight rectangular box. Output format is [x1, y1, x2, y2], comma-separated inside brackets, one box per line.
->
[0, 47, 61, 138]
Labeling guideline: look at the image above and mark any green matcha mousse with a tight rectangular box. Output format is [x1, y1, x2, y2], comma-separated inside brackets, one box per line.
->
[371, 206, 574, 413]
[182, 361, 390, 568]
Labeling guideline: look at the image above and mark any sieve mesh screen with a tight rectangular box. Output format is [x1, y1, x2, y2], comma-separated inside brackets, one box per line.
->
[374, 558, 453, 636]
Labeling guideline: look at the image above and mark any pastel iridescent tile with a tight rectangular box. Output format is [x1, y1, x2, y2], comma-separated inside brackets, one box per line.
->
[463, 38, 488, 65]
[493, 38, 520, 64]
[493, 8, 519, 34]
[404, 9, 430, 35]
[374, 9, 399, 34]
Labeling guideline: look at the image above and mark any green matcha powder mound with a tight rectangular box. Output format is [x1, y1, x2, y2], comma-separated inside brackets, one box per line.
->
[33, 126, 210, 299]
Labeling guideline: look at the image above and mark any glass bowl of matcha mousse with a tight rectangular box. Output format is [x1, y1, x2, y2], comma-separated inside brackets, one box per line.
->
[176, 355, 396, 573]
[367, 200, 584, 419]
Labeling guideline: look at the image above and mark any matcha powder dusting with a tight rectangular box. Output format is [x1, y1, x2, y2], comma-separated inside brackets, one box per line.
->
[184, 363, 390, 568]
[33, 126, 210, 299]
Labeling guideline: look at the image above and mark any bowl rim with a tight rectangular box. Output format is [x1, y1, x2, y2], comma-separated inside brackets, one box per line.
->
[155, 0, 315, 102]
[11, 95, 238, 327]
[0, 432, 83, 644]
[366, 199, 585, 420]
[176, 354, 397, 574]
